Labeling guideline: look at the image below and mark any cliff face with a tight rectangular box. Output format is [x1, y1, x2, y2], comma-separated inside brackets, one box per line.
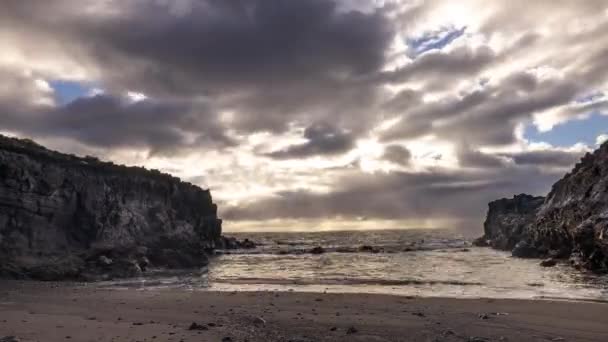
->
[532, 142, 608, 270]
[476, 194, 545, 250]
[0, 135, 222, 280]
[479, 142, 608, 272]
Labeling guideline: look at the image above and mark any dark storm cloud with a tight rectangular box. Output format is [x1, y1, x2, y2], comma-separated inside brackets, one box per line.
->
[382, 145, 412, 166]
[0, 0, 396, 154]
[1, 0, 394, 137]
[0, 93, 233, 155]
[264, 123, 355, 159]
[2, 0, 393, 88]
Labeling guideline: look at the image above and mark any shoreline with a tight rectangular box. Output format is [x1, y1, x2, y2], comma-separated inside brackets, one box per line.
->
[2, 282, 608, 341]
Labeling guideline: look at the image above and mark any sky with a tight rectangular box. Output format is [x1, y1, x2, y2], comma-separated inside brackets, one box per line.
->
[0, 0, 607, 233]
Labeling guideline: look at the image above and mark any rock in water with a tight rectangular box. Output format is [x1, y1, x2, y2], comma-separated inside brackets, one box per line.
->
[477, 141, 608, 273]
[0, 135, 222, 280]
[310, 246, 325, 254]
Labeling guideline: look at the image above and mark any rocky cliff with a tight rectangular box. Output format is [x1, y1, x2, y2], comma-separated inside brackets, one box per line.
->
[0, 135, 222, 280]
[475, 194, 545, 251]
[477, 141, 608, 272]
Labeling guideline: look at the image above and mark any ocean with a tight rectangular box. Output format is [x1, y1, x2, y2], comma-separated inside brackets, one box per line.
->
[102, 229, 608, 301]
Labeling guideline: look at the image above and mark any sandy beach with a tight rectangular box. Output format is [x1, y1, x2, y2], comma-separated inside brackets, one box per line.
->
[1, 282, 607, 342]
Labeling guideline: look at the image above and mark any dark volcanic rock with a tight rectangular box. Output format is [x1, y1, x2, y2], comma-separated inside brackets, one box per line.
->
[359, 245, 380, 253]
[478, 141, 608, 273]
[188, 322, 208, 331]
[511, 241, 540, 258]
[0, 135, 222, 280]
[216, 236, 257, 250]
[540, 258, 557, 267]
[530, 143, 608, 272]
[240, 238, 256, 249]
[477, 194, 545, 250]
[310, 246, 325, 254]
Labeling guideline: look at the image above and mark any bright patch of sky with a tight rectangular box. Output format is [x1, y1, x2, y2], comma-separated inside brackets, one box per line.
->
[407, 26, 466, 57]
[525, 113, 608, 147]
[49, 80, 97, 105]
[126, 91, 147, 102]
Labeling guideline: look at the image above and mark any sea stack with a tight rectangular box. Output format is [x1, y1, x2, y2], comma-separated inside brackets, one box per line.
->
[0, 135, 222, 280]
[477, 141, 608, 272]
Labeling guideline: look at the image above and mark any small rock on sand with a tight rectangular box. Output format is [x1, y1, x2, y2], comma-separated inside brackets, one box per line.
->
[253, 316, 266, 325]
[346, 326, 358, 334]
[188, 322, 208, 331]
[540, 258, 557, 267]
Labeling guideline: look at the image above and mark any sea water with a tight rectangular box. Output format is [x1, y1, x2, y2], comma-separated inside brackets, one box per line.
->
[102, 229, 608, 301]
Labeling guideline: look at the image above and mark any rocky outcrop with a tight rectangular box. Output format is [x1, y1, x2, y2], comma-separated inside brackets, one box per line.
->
[0, 135, 222, 280]
[215, 236, 257, 250]
[474, 194, 545, 251]
[478, 141, 608, 273]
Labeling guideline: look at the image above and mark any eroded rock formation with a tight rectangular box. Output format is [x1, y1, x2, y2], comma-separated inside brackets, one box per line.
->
[477, 141, 608, 272]
[0, 135, 222, 280]
[475, 194, 545, 251]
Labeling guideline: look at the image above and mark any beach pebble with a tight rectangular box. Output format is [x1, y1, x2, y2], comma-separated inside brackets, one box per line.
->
[540, 258, 557, 267]
[346, 326, 358, 334]
[187, 322, 208, 331]
[253, 316, 266, 325]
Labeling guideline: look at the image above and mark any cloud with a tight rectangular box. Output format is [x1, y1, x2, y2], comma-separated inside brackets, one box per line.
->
[223, 166, 562, 233]
[0, 91, 233, 155]
[0, 0, 395, 135]
[502, 150, 584, 168]
[264, 123, 355, 159]
[379, 45, 495, 85]
[381, 72, 581, 146]
[1, 0, 608, 230]
[456, 145, 506, 168]
[598, 134, 608, 146]
[382, 145, 411, 166]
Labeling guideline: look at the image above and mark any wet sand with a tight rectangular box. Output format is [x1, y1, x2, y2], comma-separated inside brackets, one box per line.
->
[1, 281, 607, 342]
